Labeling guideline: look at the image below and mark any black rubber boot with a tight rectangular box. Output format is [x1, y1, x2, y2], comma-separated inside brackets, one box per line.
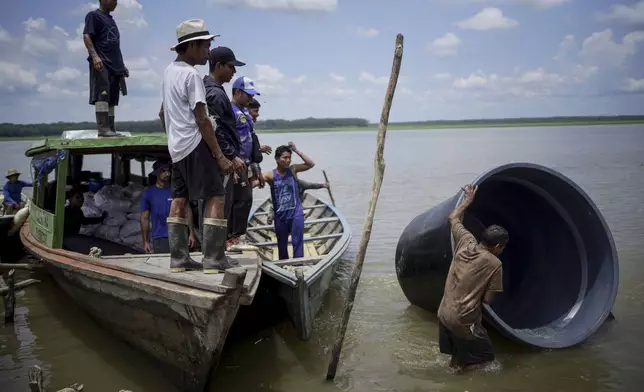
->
[167, 217, 202, 273]
[96, 101, 122, 137]
[202, 218, 241, 274]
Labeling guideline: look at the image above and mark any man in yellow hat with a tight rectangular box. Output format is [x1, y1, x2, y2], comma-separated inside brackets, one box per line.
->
[3, 169, 32, 215]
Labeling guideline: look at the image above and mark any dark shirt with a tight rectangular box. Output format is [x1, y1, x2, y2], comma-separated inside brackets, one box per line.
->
[83, 9, 126, 74]
[64, 206, 104, 236]
[203, 75, 240, 160]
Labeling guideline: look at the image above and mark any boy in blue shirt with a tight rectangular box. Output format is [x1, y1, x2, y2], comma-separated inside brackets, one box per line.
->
[140, 159, 196, 253]
[3, 169, 32, 215]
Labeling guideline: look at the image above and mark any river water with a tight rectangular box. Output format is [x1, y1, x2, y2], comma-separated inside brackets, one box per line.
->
[1, 125, 643, 391]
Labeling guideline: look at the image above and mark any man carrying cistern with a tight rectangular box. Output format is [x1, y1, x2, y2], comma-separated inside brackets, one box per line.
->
[258, 143, 315, 260]
[3, 169, 32, 215]
[140, 159, 197, 254]
[160, 19, 237, 274]
[83, 0, 129, 137]
[437, 184, 508, 373]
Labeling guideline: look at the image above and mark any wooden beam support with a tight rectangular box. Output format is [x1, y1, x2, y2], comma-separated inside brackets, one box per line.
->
[253, 233, 342, 248]
[253, 204, 327, 216]
[248, 217, 339, 232]
[271, 256, 324, 266]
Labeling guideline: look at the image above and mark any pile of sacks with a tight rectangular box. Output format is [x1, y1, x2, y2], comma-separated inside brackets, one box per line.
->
[79, 183, 147, 252]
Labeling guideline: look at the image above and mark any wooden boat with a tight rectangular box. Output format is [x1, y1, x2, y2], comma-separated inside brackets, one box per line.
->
[19, 130, 262, 392]
[245, 192, 351, 341]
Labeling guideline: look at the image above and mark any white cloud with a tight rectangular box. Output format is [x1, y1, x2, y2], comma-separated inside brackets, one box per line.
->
[46, 67, 83, 83]
[21, 18, 70, 57]
[597, 1, 644, 27]
[621, 77, 644, 93]
[434, 72, 452, 80]
[293, 75, 306, 84]
[358, 72, 388, 85]
[554, 34, 576, 61]
[580, 29, 644, 68]
[254, 64, 287, 94]
[355, 26, 379, 38]
[0, 61, 38, 91]
[0, 25, 12, 43]
[456, 8, 519, 30]
[434, 0, 570, 9]
[209, 0, 337, 12]
[450, 67, 592, 98]
[427, 33, 461, 56]
[78, 0, 148, 28]
[329, 72, 345, 82]
[67, 24, 86, 53]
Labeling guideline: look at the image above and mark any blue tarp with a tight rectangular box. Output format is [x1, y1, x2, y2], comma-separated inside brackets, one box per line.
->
[31, 150, 66, 183]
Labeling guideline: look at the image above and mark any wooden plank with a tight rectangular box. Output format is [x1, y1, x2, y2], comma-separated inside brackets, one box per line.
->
[90, 253, 258, 295]
[247, 217, 339, 232]
[253, 204, 327, 216]
[254, 232, 342, 247]
[272, 256, 323, 266]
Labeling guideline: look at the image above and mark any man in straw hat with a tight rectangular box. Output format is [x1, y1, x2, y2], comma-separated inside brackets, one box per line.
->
[3, 169, 32, 215]
[83, 0, 129, 137]
[159, 19, 238, 274]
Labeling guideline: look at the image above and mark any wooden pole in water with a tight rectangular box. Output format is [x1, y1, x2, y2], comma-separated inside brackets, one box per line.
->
[326, 33, 404, 381]
[322, 170, 336, 206]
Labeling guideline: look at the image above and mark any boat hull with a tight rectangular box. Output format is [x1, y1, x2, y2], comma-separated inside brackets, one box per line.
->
[21, 223, 244, 392]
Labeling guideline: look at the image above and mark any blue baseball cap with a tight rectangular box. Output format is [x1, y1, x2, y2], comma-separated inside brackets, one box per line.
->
[232, 76, 261, 96]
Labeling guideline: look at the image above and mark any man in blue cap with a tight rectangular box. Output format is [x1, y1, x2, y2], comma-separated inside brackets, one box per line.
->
[226, 76, 261, 249]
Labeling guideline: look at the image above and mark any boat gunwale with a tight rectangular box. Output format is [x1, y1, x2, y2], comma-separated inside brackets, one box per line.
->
[248, 193, 352, 287]
[20, 221, 227, 309]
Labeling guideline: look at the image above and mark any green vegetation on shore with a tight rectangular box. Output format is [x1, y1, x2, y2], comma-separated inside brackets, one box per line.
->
[0, 115, 643, 140]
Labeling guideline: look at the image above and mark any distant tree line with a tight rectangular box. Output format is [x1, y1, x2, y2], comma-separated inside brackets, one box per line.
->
[383, 115, 644, 127]
[0, 115, 642, 138]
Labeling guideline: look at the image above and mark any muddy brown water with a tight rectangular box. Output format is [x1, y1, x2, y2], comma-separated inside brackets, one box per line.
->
[1, 125, 643, 391]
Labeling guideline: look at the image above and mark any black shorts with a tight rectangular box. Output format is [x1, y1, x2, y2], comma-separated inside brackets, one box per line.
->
[171, 139, 225, 200]
[438, 321, 495, 367]
[89, 64, 123, 106]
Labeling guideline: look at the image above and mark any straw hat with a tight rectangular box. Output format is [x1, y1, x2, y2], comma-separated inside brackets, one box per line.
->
[170, 19, 219, 51]
[5, 169, 20, 179]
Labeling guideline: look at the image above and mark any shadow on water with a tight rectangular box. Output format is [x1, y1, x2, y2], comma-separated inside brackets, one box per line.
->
[0, 268, 176, 392]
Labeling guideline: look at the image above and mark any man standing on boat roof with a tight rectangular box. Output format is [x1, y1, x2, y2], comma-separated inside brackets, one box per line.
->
[83, 0, 129, 137]
[258, 143, 315, 259]
[202, 47, 249, 247]
[140, 159, 197, 254]
[159, 19, 238, 274]
[437, 184, 508, 373]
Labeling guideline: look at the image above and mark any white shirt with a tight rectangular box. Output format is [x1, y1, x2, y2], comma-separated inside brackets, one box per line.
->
[162, 61, 206, 163]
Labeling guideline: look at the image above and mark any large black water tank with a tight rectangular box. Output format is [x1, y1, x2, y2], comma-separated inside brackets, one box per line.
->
[394, 163, 619, 349]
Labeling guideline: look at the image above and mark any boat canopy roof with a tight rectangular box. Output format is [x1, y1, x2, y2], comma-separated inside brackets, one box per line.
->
[25, 130, 169, 158]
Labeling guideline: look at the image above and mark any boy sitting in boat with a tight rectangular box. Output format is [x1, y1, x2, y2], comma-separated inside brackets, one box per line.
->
[3, 169, 32, 215]
[62, 189, 108, 251]
[254, 142, 315, 260]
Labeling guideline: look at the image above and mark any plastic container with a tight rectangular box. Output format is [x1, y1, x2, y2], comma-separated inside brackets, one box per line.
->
[394, 163, 619, 349]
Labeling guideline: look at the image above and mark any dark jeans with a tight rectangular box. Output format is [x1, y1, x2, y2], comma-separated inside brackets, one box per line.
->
[438, 321, 495, 368]
[152, 237, 170, 253]
[274, 214, 305, 260]
[226, 168, 252, 238]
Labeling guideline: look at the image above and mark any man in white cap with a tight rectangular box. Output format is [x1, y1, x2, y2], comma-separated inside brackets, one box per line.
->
[159, 19, 238, 274]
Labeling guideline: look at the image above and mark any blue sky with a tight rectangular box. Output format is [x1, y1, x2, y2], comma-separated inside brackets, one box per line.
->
[0, 0, 642, 124]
